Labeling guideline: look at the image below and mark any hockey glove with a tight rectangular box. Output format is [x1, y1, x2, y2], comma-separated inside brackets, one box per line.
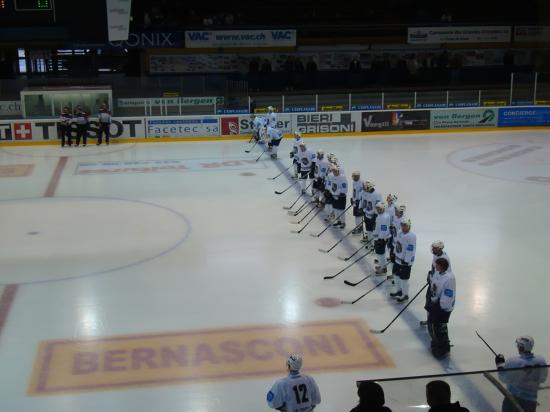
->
[495, 354, 505, 369]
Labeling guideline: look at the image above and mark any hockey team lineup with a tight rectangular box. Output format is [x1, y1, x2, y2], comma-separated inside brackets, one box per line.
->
[0, 110, 548, 411]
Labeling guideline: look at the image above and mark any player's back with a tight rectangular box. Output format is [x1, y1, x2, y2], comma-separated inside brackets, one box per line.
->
[267, 373, 321, 412]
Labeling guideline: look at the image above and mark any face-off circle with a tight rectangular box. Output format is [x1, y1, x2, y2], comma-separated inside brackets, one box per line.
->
[448, 142, 550, 185]
[0, 197, 191, 285]
[240, 172, 256, 176]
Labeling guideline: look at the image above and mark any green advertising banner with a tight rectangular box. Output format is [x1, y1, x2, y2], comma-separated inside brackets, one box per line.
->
[431, 108, 498, 129]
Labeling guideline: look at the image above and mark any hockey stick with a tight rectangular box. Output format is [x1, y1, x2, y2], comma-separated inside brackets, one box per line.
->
[344, 272, 374, 287]
[342, 278, 388, 304]
[370, 283, 429, 334]
[309, 204, 353, 238]
[318, 222, 363, 253]
[323, 248, 373, 280]
[475, 331, 498, 356]
[283, 193, 305, 210]
[286, 181, 314, 213]
[290, 208, 323, 234]
[291, 203, 317, 224]
[275, 181, 298, 195]
[245, 141, 258, 153]
[255, 149, 266, 162]
[337, 241, 372, 261]
[293, 199, 313, 216]
[271, 164, 294, 180]
[287, 198, 308, 214]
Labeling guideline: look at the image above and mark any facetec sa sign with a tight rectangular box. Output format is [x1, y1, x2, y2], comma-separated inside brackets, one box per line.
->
[185, 30, 296, 48]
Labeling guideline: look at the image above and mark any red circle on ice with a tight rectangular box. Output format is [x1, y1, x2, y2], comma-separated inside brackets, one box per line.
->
[315, 297, 342, 307]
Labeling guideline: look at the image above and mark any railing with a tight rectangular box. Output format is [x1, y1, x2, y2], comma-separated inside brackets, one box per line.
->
[357, 365, 549, 412]
[1, 72, 549, 119]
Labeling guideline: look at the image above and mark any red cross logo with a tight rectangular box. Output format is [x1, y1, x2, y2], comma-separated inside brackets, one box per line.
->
[14, 123, 33, 140]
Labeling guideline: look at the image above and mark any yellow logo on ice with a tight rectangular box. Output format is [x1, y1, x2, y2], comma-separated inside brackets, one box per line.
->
[29, 319, 393, 395]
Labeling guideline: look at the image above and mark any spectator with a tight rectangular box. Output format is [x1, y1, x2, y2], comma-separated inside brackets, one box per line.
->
[495, 336, 548, 412]
[306, 57, 318, 73]
[260, 58, 272, 91]
[248, 58, 260, 91]
[283, 55, 296, 91]
[305, 57, 318, 89]
[426, 380, 470, 412]
[349, 56, 362, 72]
[350, 381, 392, 412]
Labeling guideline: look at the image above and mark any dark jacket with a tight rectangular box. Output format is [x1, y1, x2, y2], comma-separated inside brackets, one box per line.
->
[428, 402, 470, 412]
[350, 405, 392, 412]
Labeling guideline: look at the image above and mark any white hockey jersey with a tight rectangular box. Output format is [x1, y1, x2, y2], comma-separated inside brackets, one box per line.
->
[373, 211, 391, 240]
[268, 111, 278, 128]
[329, 175, 348, 197]
[299, 149, 316, 171]
[390, 212, 404, 238]
[428, 269, 455, 312]
[315, 159, 330, 179]
[394, 230, 416, 265]
[360, 190, 382, 217]
[386, 204, 396, 221]
[253, 116, 266, 131]
[268, 126, 283, 141]
[292, 138, 304, 161]
[267, 372, 321, 412]
[499, 353, 548, 402]
[351, 179, 363, 203]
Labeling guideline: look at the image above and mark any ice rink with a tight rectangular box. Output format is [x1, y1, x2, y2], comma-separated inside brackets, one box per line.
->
[0, 129, 549, 411]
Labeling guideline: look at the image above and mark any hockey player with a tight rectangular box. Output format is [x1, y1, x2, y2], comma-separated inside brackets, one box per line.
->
[290, 131, 304, 178]
[495, 336, 547, 412]
[267, 106, 278, 128]
[267, 354, 321, 412]
[73, 105, 89, 147]
[252, 115, 266, 142]
[329, 166, 348, 228]
[386, 194, 398, 221]
[58, 106, 72, 147]
[425, 257, 455, 359]
[421, 240, 451, 327]
[350, 171, 363, 234]
[388, 204, 406, 262]
[390, 218, 416, 303]
[312, 150, 329, 202]
[373, 202, 391, 275]
[297, 143, 316, 193]
[97, 103, 111, 146]
[359, 181, 382, 243]
[267, 126, 283, 159]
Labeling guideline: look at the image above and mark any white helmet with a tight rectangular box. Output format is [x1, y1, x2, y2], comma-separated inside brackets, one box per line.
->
[400, 218, 412, 228]
[431, 240, 445, 250]
[387, 194, 398, 204]
[287, 354, 303, 371]
[375, 201, 386, 211]
[363, 181, 374, 191]
[299, 142, 306, 149]
[516, 336, 534, 352]
[267, 106, 274, 112]
[316, 149, 325, 158]
[293, 131, 302, 139]
[352, 171, 360, 177]
[397, 205, 406, 214]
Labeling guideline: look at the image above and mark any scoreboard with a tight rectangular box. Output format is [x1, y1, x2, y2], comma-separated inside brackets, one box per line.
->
[16, 0, 52, 10]
[0, 0, 52, 10]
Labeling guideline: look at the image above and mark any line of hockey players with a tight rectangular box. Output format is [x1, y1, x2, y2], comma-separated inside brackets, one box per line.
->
[287, 132, 417, 300]
[281, 132, 457, 359]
